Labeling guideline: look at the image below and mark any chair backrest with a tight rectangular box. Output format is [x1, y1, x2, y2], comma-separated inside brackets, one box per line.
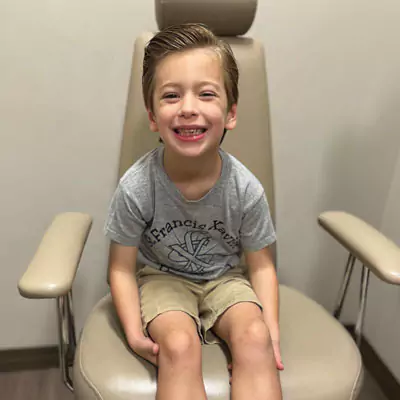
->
[116, 0, 276, 258]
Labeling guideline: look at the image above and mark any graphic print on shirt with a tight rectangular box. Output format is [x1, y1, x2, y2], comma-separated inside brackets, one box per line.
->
[143, 219, 239, 275]
[168, 230, 218, 273]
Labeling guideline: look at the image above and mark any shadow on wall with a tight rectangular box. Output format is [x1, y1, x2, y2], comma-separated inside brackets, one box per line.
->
[309, 96, 400, 317]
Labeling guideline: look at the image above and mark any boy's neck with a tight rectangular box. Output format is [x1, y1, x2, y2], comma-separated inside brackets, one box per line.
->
[162, 148, 222, 183]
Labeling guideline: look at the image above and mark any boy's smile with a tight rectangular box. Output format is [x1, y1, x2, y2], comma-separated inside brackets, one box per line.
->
[148, 48, 237, 162]
[172, 125, 207, 142]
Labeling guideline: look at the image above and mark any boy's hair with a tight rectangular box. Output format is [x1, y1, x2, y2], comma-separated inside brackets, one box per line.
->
[142, 23, 239, 113]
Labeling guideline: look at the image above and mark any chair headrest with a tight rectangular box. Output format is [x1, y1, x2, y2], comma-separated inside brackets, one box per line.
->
[155, 0, 257, 36]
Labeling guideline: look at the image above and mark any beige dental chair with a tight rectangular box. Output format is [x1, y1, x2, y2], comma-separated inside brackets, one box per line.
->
[18, 1, 400, 399]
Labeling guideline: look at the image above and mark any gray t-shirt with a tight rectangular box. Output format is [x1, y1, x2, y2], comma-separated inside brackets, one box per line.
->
[104, 146, 276, 281]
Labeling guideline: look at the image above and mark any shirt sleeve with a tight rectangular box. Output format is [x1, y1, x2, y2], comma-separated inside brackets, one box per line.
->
[103, 184, 146, 246]
[240, 191, 276, 252]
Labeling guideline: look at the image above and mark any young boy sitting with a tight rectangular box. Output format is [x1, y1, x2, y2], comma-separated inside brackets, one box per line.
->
[104, 23, 283, 400]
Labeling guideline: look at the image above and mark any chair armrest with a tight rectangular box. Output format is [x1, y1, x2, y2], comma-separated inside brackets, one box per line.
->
[18, 212, 93, 299]
[318, 211, 400, 285]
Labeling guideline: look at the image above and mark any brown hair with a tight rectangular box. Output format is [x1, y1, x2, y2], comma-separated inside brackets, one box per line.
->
[142, 23, 239, 113]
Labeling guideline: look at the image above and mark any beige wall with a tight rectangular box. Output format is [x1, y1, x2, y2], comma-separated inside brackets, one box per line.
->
[251, 0, 400, 308]
[364, 154, 400, 380]
[1, 0, 399, 381]
[0, 0, 157, 347]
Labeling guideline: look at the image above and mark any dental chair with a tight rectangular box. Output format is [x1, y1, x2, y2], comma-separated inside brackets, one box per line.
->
[18, 0, 400, 399]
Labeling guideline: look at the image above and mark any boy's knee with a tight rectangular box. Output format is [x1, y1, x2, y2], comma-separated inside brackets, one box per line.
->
[159, 329, 201, 363]
[231, 318, 272, 357]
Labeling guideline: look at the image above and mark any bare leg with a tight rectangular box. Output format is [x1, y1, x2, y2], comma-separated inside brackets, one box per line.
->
[213, 302, 282, 400]
[148, 311, 207, 400]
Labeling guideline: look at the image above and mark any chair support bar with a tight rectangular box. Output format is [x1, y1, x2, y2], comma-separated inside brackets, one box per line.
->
[56, 291, 76, 392]
[334, 254, 356, 319]
[355, 266, 370, 347]
[334, 253, 371, 348]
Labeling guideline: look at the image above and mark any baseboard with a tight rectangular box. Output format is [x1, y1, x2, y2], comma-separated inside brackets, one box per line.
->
[0, 346, 59, 372]
[345, 324, 400, 400]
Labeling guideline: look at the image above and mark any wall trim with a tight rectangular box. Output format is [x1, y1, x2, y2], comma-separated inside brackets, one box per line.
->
[345, 324, 400, 400]
[0, 346, 59, 372]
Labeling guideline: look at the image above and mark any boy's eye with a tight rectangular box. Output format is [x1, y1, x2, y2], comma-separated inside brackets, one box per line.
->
[162, 93, 179, 99]
[200, 92, 216, 98]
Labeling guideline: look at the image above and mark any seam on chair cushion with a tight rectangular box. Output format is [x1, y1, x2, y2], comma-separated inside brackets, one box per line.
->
[77, 299, 106, 400]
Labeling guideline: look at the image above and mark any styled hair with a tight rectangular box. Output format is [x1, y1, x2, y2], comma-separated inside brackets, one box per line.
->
[142, 23, 239, 113]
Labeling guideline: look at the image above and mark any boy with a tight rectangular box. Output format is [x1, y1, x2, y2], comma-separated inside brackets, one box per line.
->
[104, 23, 283, 400]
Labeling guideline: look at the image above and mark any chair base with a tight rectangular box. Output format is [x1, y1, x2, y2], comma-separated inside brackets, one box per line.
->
[72, 285, 363, 400]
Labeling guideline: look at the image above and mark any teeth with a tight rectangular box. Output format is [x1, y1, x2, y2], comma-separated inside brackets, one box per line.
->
[176, 129, 205, 136]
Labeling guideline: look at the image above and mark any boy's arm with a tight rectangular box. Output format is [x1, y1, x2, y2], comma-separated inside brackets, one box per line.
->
[109, 242, 142, 339]
[245, 246, 284, 370]
[109, 242, 159, 364]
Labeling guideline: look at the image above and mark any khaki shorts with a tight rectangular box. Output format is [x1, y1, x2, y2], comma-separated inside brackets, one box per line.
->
[137, 265, 262, 344]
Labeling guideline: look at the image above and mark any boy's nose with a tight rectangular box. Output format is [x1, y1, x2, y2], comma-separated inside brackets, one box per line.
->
[179, 94, 198, 117]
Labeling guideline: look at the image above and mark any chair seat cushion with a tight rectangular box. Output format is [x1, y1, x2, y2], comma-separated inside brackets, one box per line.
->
[73, 285, 363, 400]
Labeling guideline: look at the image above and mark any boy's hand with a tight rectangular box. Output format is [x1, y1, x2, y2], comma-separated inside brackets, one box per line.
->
[272, 339, 284, 371]
[128, 334, 159, 366]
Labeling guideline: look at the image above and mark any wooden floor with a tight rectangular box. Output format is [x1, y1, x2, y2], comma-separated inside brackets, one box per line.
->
[0, 368, 73, 400]
[0, 367, 388, 400]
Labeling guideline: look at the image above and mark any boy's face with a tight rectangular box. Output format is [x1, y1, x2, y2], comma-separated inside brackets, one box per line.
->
[148, 48, 237, 159]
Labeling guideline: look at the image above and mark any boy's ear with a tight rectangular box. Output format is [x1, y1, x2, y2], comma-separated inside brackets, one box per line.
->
[147, 109, 158, 132]
[225, 104, 237, 131]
